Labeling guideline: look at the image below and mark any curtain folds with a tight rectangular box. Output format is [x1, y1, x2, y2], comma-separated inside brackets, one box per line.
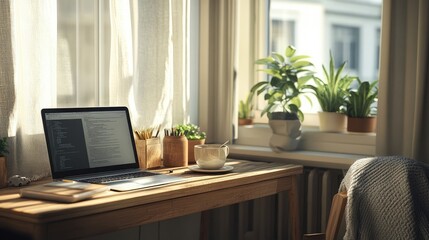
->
[0, 0, 14, 139]
[1, 0, 192, 180]
[110, 0, 190, 130]
[1, 0, 57, 179]
[376, 0, 429, 163]
[199, 0, 236, 143]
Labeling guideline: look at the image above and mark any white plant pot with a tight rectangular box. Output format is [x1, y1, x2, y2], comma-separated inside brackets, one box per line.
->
[268, 119, 301, 152]
[318, 112, 347, 133]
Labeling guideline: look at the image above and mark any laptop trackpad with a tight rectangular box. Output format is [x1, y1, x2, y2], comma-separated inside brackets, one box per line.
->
[107, 175, 184, 192]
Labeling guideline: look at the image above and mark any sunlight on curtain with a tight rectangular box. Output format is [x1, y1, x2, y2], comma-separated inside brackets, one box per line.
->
[109, 0, 191, 130]
[0, 0, 192, 180]
[109, 0, 134, 107]
[5, 0, 57, 179]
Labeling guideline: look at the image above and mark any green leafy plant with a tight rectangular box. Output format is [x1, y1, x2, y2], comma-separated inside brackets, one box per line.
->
[0, 137, 9, 157]
[238, 92, 254, 119]
[175, 124, 206, 140]
[346, 79, 378, 118]
[307, 52, 356, 113]
[250, 45, 314, 121]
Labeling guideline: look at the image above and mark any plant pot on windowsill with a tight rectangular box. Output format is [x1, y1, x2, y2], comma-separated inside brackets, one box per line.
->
[345, 79, 378, 133]
[249, 45, 313, 152]
[318, 112, 347, 133]
[309, 52, 356, 133]
[347, 116, 376, 133]
[268, 112, 301, 152]
[238, 92, 255, 126]
[238, 118, 253, 126]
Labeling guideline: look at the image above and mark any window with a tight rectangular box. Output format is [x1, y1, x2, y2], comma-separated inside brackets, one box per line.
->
[376, 28, 381, 70]
[57, 0, 103, 107]
[235, 0, 382, 154]
[271, 19, 295, 53]
[332, 25, 360, 71]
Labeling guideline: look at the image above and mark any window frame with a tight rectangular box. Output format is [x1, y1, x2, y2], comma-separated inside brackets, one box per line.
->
[233, 0, 381, 158]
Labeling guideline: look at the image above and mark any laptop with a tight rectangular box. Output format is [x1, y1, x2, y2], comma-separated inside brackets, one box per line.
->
[41, 106, 184, 191]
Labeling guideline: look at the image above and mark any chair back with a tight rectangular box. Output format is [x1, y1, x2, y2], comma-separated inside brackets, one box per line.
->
[325, 192, 347, 240]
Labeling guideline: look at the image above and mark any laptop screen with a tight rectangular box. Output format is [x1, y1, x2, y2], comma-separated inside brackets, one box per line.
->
[41, 107, 139, 179]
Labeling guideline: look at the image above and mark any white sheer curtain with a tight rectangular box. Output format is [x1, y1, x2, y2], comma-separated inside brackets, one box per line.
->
[376, 0, 429, 163]
[0, 0, 192, 180]
[1, 0, 57, 180]
[109, 0, 191, 130]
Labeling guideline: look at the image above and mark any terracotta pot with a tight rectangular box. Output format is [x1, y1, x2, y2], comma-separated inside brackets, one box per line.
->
[238, 118, 253, 126]
[347, 117, 377, 133]
[188, 139, 205, 164]
[0, 156, 7, 188]
[318, 112, 347, 133]
[163, 136, 188, 167]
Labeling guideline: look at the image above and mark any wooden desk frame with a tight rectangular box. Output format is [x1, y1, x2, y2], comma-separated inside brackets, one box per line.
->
[0, 160, 303, 240]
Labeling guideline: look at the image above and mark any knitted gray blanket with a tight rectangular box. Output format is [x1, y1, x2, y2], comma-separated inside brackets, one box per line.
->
[339, 156, 429, 240]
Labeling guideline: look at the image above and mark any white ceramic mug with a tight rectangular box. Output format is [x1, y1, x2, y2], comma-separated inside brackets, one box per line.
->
[194, 144, 229, 170]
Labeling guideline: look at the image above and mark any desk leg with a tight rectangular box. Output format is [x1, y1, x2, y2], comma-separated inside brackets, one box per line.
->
[289, 175, 301, 240]
[199, 210, 210, 240]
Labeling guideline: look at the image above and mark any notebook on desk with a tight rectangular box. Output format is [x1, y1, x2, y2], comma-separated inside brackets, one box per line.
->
[41, 106, 183, 191]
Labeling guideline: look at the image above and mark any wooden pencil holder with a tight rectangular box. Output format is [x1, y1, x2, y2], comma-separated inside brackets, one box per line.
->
[135, 138, 162, 169]
[163, 135, 188, 167]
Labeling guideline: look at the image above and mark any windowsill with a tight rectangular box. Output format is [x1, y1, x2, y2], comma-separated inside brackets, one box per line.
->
[232, 123, 375, 169]
[229, 145, 368, 169]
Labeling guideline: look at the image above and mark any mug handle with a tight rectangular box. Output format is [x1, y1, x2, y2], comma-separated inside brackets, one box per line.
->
[223, 145, 229, 156]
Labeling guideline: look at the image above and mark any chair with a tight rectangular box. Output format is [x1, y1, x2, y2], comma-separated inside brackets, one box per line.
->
[303, 191, 347, 240]
[305, 156, 429, 240]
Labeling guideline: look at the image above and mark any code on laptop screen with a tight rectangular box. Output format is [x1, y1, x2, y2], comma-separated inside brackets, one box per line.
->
[44, 110, 136, 172]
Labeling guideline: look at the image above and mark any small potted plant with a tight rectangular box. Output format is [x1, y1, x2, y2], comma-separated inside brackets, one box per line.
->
[250, 45, 314, 151]
[0, 137, 9, 188]
[346, 79, 378, 133]
[176, 124, 206, 164]
[238, 92, 254, 125]
[308, 52, 356, 132]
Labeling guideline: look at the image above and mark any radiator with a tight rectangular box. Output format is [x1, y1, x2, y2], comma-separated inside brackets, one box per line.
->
[204, 167, 345, 240]
[304, 167, 344, 233]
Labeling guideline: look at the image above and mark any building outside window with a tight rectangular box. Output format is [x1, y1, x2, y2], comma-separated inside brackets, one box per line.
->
[235, 0, 382, 151]
[271, 19, 295, 53]
[239, 0, 382, 121]
[332, 25, 360, 72]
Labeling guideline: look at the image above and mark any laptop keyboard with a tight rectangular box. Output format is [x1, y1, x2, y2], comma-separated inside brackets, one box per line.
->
[80, 171, 159, 184]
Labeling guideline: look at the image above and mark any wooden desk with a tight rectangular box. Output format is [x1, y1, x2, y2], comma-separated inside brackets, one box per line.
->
[0, 159, 303, 240]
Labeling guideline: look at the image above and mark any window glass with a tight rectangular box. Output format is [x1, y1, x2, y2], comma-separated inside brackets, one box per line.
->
[245, 0, 382, 121]
[57, 0, 101, 107]
[271, 19, 295, 52]
[332, 25, 360, 71]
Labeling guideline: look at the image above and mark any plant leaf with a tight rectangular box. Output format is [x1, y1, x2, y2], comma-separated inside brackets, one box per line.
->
[272, 52, 285, 63]
[290, 55, 310, 63]
[292, 61, 313, 68]
[285, 45, 296, 58]
[255, 57, 275, 65]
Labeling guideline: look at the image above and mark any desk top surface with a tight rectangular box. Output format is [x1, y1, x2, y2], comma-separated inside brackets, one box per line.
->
[0, 159, 302, 224]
